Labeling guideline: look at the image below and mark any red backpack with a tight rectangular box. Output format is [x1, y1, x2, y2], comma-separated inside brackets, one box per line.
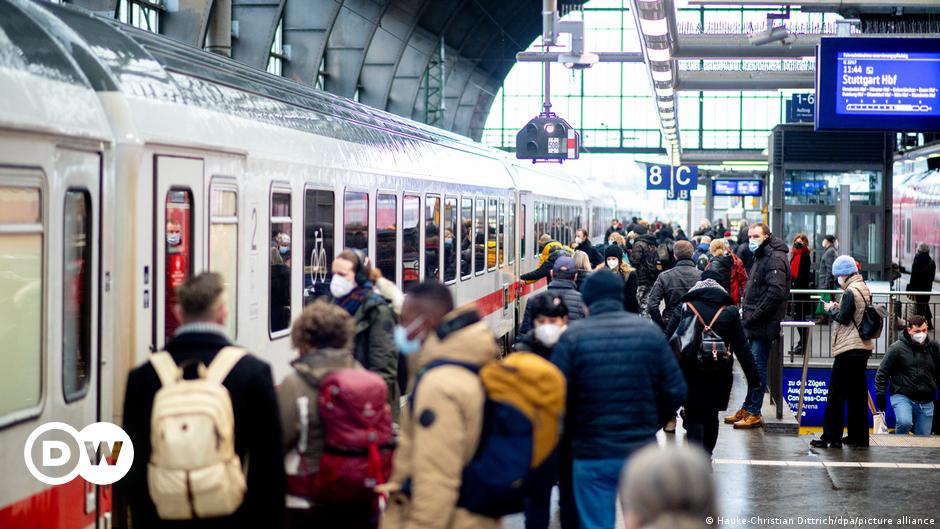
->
[729, 252, 748, 304]
[287, 369, 394, 504]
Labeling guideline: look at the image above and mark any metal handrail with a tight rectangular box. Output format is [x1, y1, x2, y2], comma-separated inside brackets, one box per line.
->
[790, 289, 940, 296]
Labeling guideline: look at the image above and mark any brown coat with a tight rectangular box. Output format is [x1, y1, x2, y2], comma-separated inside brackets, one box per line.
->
[379, 308, 501, 529]
[831, 274, 875, 356]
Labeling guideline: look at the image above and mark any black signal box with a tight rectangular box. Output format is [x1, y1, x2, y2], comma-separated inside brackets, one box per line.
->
[515, 113, 580, 162]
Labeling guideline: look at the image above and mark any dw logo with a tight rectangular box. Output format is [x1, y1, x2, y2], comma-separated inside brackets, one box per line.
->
[24, 422, 134, 485]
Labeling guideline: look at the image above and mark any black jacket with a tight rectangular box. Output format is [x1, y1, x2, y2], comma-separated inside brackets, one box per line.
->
[630, 234, 660, 287]
[121, 330, 285, 529]
[704, 253, 733, 294]
[511, 329, 554, 359]
[666, 286, 760, 411]
[574, 239, 604, 268]
[908, 251, 937, 292]
[519, 278, 586, 335]
[646, 259, 701, 330]
[521, 245, 571, 283]
[551, 299, 687, 459]
[741, 236, 791, 340]
[736, 242, 754, 273]
[876, 332, 940, 403]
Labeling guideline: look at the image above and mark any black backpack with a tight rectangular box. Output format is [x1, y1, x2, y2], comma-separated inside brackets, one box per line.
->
[668, 303, 731, 370]
[655, 241, 674, 271]
[852, 289, 886, 340]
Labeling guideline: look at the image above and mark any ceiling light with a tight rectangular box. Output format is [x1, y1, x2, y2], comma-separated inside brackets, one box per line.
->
[651, 69, 672, 82]
[658, 100, 675, 110]
[655, 87, 674, 97]
[639, 18, 668, 37]
[646, 47, 671, 62]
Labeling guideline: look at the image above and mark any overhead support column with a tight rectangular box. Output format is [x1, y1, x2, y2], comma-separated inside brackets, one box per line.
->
[676, 71, 814, 91]
[205, 0, 232, 57]
[675, 34, 820, 59]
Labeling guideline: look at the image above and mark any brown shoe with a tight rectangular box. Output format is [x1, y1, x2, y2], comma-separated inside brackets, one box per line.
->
[724, 409, 748, 424]
[734, 414, 763, 429]
[663, 418, 677, 433]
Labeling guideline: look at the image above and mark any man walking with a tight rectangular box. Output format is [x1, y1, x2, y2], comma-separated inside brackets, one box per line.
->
[646, 240, 701, 330]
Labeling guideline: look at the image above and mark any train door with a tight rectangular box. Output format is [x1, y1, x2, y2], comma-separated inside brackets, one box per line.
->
[153, 156, 205, 350]
[516, 191, 533, 333]
[56, 148, 104, 524]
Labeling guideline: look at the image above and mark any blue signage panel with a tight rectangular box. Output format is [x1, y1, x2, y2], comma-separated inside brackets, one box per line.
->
[645, 164, 671, 190]
[787, 93, 815, 123]
[712, 179, 762, 197]
[645, 164, 698, 194]
[817, 37, 940, 132]
[783, 367, 896, 428]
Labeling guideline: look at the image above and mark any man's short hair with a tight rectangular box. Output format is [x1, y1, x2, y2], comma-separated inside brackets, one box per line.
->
[408, 280, 455, 314]
[291, 300, 353, 350]
[907, 315, 927, 328]
[538, 233, 552, 246]
[176, 272, 225, 321]
[749, 222, 770, 236]
[673, 240, 694, 260]
[824, 234, 836, 244]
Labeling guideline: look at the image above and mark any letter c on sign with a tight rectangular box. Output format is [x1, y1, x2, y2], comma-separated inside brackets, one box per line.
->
[675, 166, 691, 186]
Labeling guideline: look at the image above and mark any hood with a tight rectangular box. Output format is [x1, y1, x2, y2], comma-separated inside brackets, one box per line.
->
[637, 233, 657, 245]
[757, 235, 789, 258]
[418, 307, 498, 368]
[680, 284, 733, 307]
[290, 349, 357, 386]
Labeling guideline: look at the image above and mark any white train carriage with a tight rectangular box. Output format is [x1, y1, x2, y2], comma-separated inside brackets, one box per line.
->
[0, 1, 612, 526]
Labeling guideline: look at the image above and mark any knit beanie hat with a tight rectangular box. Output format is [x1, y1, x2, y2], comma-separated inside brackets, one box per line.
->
[581, 269, 625, 307]
[605, 244, 624, 260]
[832, 255, 858, 276]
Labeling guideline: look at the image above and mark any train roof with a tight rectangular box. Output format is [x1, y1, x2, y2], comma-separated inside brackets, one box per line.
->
[0, 0, 111, 140]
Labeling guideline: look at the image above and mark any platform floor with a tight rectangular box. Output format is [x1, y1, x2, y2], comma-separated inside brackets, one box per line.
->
[504, 365, 940, 529]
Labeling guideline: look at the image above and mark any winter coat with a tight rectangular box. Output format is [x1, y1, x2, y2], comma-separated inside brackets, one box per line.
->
[605, 225, 624, 242]
[352, 291, 400, 421]
[574, 239, 604, 268]
[693, 244, 710, 269]
[511, 328, 554, 359]
[908, 251, 937, 292]
[828, 274, 875, 356]
[646, 259, 701, 330]
[704, 254, 733, 293]
[741, 236, 791, 341]
[595, 262, 640, 313]
[790, 246, 813, 320]
[121, 328, 285, 529]
[522, 241, 571, 283]
[630, 234, 661, 287]
[665, 286, 760, 411]
[550, 298, 687, 460]
[875, 332, 940, 403]
[381, 308, 500, 529]
[519, 278, 586, 335]
[277, 351, 359, 509]
[817, 245, 838, 290]
[735, 242, 754, 273]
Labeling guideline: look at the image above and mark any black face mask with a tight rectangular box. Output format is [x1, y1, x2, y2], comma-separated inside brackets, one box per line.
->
[794, 241, 804, 249]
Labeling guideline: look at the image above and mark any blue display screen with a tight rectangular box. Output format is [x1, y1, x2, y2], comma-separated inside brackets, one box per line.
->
[784, 180, 827, 196]
[713, 179, 762, 196]
[817, 38, 940, 132]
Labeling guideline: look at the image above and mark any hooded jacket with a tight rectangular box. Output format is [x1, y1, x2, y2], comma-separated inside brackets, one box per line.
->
[352, 291, 400, 421]
[518, 278, 586, 335]
[741, 236, 790, 340]
[875, 331, 940, 403]
[665, 285, 759, 411]
[550, 298, 687, 459]
[381, 308, 500, 529]
[828, 273, 875, 356]
[646, 259, 701, 329]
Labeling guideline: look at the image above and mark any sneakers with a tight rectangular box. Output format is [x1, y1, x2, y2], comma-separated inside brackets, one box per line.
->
[733, 414, 763, 429]
[663, 418, 677, 433]
[724, 408, 748, 424]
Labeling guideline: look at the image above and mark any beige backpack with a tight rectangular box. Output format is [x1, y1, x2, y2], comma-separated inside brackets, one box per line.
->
[147, 347, 247, 520]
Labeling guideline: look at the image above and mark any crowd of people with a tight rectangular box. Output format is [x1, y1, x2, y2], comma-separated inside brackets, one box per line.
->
[118, 217, 939, 529]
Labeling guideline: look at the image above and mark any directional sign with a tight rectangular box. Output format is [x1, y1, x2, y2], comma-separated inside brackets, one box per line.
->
[672, 165, 698, 191]
[645, 164, 671, 190]
[666, 188, 692, 201]
[645, 163, 698, 192]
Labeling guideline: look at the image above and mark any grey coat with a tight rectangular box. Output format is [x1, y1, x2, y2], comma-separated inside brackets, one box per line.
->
[646, 259, 701, 330]
[818, 245, 838, 290]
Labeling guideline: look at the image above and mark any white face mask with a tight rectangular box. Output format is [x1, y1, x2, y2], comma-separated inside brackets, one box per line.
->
[534, 324, 566, 347]
[912, 331, 928, 344]
[330, 275, 355, 298]
[606, 258, 619, 270]
[575, 237, 584, 245]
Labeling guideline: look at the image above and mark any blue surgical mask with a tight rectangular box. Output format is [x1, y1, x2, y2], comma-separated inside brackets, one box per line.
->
[748, 239, 760, 252]
[394, 325, 422, 356]
[166, 233, 181, 246]
[279, 245, 290, 255]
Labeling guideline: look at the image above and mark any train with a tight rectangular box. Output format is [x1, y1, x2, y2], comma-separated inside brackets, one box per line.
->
[0, 1, 621, 526]
[892, 159, 940, 281]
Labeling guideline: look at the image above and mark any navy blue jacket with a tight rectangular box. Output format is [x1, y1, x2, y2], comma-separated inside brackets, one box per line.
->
[551, 299, 687, 459]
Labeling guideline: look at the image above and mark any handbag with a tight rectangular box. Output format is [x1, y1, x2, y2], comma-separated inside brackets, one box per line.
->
[668, 305, 699, 359]
[867, 392, 889, 435]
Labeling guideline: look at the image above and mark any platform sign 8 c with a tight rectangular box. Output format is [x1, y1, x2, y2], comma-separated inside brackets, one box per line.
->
[24, 422, 134, 485]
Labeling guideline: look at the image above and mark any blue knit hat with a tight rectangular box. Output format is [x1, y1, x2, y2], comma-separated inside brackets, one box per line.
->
[581, 269, 624, 307]
[832, 255, 858, 276]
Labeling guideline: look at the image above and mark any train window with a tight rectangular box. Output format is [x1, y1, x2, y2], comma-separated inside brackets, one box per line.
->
[488, 199, 498, 271]
[0, 185, 42, 418]
[63, 190, 92, 402]
[498, 200, 505, 267]
[402, 195, 420, 291]
[475, 199, 485, 274]
[508, 200, 515, 265]
[210, 187, 238, 340]
[376, 193, 397, 285]
[460, 198, 472, 280]
[521, 204, 526, 259]
[303, 189, 335, 305]
[344, 190, 369, 254]
[444, 197, 457, 283]
[270, 191, 292, 335]
[165, 189, 193, 339]
[425, 195, 441, 281]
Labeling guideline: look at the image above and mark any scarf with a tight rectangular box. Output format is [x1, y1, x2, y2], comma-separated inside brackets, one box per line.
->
[337, 281, 373, 316]
[790, 246, 809, 280]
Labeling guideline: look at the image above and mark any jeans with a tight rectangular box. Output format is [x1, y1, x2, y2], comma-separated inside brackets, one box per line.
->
[743, 338, 771, 415]
[891, 394, 935, 436]
[572, 458, 625, 529]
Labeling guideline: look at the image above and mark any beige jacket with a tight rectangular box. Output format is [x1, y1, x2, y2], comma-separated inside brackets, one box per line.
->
[831, 274, 875, 356]
[380, 308, 501, 529]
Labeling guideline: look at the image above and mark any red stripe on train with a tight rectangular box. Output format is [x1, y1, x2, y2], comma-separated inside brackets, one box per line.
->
[462, 278, 547, 317]
[0, 480, 109, 529]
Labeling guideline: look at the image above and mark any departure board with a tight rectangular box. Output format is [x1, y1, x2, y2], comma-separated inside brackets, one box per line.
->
[816, 38, 940, 132]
